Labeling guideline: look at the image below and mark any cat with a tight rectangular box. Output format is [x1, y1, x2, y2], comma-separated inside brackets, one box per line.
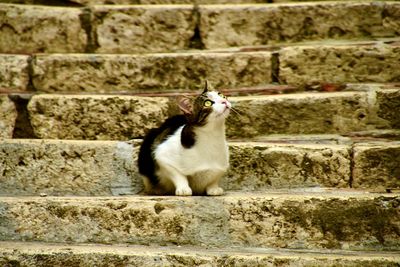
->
[138, 81, 231, 196]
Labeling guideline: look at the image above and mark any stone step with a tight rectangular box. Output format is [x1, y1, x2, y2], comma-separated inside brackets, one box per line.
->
[1, 241, 399, 266]
[0, 191, 399, 250]
[1, 0, 392, 6]
[20, 89, 399, 140]
[1, 40, 399, 92]
[4, 85, 399, 139]
[0, 139, 399, 196]
[0, 95, 17, 139]
[278, 42, 400, 86]
[0, 2, 399, 54]
[30, 51, 272, 93]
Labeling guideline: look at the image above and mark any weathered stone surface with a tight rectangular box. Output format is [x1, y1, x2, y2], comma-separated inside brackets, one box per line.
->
[279, 44, 400, 85]
[0, 55, 30, 91]
[0, 192, 398, 250]
[226, 143, 351, 190]
[0, 0, 267, 4]
[376, 89, 400, 129]
[0, 139, 356, 196]
[1, 242, 399, 267]
[199, 3, 400, 49]
[0, 4, 87, 53]
[0, 139, 141, 196]
[91, 5, 196, 53]
[26, 90, 399, 140]
[228, 92, 371, 137]
[25, 90, 400, 139]
[31, 52, 271, 92]
[27, 95, 171, 140]
[353, 142, 400, 190]
[0, 0, 393, 4]
[0, 95, 17, 138]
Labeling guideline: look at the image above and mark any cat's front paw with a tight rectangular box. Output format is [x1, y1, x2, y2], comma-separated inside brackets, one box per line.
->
[175, 186, 192, 196]
[206, 187, 224, 196]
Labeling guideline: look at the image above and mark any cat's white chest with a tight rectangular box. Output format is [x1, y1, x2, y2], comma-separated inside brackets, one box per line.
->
[155, 126, 229, 175]
[192, 133, 229, 171]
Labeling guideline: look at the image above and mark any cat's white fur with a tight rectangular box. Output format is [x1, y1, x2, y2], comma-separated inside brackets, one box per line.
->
[153, 91, 231, 196]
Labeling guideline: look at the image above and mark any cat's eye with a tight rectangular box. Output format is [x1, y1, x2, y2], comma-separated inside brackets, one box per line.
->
[204, 100, 214, 107]
[218, 92, 227, 99]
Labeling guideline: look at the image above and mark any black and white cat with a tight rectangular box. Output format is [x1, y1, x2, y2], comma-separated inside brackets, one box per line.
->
[138, 81, 231, 196]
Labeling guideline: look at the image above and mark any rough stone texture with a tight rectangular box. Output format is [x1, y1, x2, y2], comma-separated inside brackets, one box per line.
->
[0, 95, 17, 139]
[0, 193, 398, 250]
[227, 92, 371, 138]
[376, 89, 400, 129]
[91, 5, 196, 54]
[0, 139, 358, 196]
[0, 0, 267, 4]
[199, 3, 400, 49]
[0, 139, 141, 196]
[279, 44, 400, 86]
[225, 143, 351, 190]
[0, 55, 30, 91]
[27, 95, 171, 140]
[31, 52, 271, 92]
[353, 142, 400, 190]
[0, 0, 393, 4]
[0, 4, 87, 53]
[26, 90, 399, 140]
[0, 242, 399, 267]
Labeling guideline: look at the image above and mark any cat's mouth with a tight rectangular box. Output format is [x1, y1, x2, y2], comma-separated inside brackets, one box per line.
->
[217, 106, 230, 117]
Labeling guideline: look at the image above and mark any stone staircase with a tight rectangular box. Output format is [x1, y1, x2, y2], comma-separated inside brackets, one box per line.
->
[0, 0, 400, 266]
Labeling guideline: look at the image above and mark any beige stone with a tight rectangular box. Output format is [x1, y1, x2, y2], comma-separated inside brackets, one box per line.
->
[26, 90, 400, 140]
[0, 192, 398, 250]
[0, 139, 141, 196]
[279, 44, 400, 85]
[376, 89, 400, 129]
[0, 55, 30, 91]
[6, 0, 266, 4]
[0, 95, 17, 138]
[0, 4, 87, 53]
[0, 0, 392, 4]
[0, 139, 355, 196]
[227, 92, 371, 137]
[353, 142, 400, 190]
[31, 52, 271, 92]
[199, 2, 400, 49]
[226, 143, 351, 189]
[1, 241, 399, 267]
[27, 90, 399, 140]
[27, 95, 171, 140]
[91, 5, 196, 53]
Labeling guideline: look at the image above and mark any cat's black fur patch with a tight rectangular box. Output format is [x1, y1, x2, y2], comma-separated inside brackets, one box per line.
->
[138, 115, 189, 185]
[181, 125, 196, 148]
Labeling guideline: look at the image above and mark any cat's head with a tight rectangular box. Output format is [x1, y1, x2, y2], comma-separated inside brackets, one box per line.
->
[178, 81, 231, 125]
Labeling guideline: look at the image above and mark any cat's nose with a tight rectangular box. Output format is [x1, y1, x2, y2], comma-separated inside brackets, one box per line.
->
[221, 100, 229, 107]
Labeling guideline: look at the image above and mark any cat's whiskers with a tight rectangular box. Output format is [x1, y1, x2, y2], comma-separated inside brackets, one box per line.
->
[228, 106, 244, 119]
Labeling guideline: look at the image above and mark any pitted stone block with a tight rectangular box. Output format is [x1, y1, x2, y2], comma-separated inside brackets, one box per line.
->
[31, 52, 271, 92]
[27, 95, 171, 140]
[0, 4, 87, 53]
[0, 95, 17, 138]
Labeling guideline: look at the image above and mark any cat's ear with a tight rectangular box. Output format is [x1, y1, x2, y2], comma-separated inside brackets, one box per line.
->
[177, 96, 193, 115]
[203, 80, 210, 93]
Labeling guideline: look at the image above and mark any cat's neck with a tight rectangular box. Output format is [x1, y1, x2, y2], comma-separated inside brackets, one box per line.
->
[195, 118, 226, 138]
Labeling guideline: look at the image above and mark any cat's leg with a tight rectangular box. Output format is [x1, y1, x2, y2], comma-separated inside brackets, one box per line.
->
[205, 171, 225, 196]
[206, 182, 224, 196]
[157, 164, 192, 196]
